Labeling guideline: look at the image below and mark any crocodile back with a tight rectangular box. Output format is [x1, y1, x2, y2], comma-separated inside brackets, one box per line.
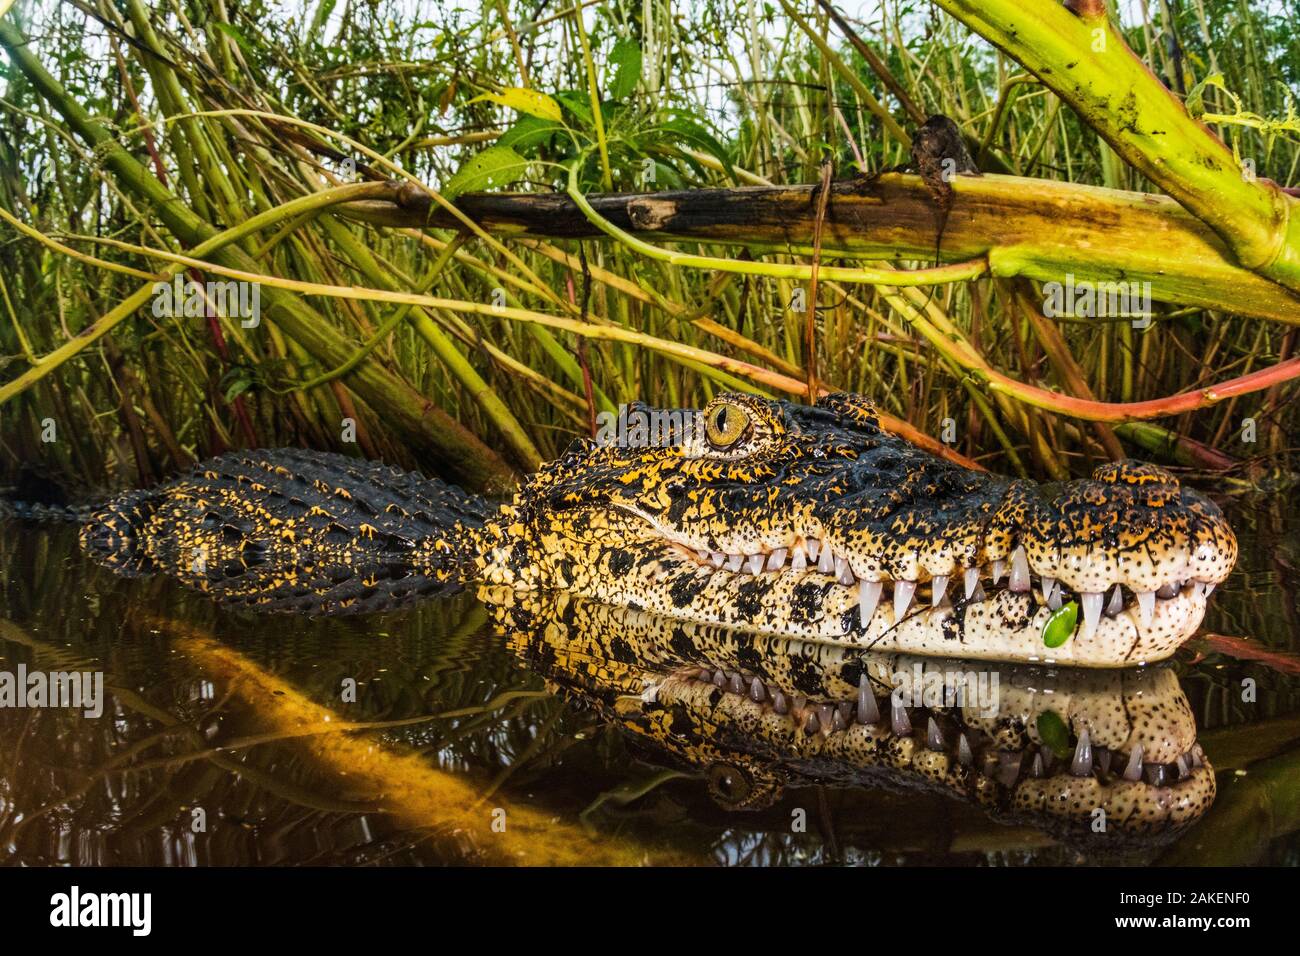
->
[80, 449, 496, 615]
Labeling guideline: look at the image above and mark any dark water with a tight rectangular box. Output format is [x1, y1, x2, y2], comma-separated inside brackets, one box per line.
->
[1, 493, 1298, 866]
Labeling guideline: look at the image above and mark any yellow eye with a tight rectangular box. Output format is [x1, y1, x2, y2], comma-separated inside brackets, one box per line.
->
[705, 402, 750, 450]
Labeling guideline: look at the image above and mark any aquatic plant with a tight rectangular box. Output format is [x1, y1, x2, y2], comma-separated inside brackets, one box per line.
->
[1, 0, 1298, 492]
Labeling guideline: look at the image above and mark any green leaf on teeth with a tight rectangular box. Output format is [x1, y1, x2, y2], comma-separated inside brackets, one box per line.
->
[1036, 711, 1072, 759]
[1041, 599, 1079, 648]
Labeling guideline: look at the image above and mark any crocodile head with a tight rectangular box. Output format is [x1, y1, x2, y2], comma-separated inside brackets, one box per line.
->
[494, 590, 1215, 846]
[481, 393, 1236, 667]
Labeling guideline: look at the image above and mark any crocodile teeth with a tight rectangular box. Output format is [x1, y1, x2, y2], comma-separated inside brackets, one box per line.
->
[890, 697, 911, 735]
[725, 553, 743, 572]
[991, 559, 1007, 585]
[750, 677, 767, 702]
[1097, 747, 1113, 775]
[1080, 591, 1104, 640]
[1030, 753, 1045, 778]
[695, 549, 710, 562]
[766, 548, 787, 572]
[858, 580, 882, 627]
[745, 554, 765, 575]
[963, 566, 980, 599]
[931, 575, 948, 607]
[1136, 590, 1156, 628]
[927, 717, 945, 750]
[1123, 743, 1145, 781]
[958, 733, 974, 766]
[835, 556, 854, 585]
[790, 544, 808, 572]
[772, 691, 789, 715]
[857, 674, 880, 724]
[1156, 581, 1180, 599]
[805, 538, 820, 563]
[1009, 546, 1031, 592]
[709, 552, 726, 568]
[817, 704, 835, 732]
[1175, 753, 1189, 779]
[729, 672, 745, 694]
[1041, 576, 1060, 609]
[1071, 729, 1093, 776]
[817, 542, 835, 574]
[713, 670, 727, 688]
[831, 706, 848, 732]
[1105, 583, 1124, 616]
[894, 580, 917, 620]
[804, 710, 820, 733]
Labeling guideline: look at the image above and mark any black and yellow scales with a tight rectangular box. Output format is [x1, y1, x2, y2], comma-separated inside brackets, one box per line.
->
[81, 393, 1236, 668]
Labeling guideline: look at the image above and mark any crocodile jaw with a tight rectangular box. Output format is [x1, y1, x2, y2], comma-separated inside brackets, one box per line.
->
[573, 560, 1216, 667]
[490, 487, 1232, 666]
[485, 394, 1235, 667]
[651, 671, 1216, 839]
[492, 592, 1217, 842]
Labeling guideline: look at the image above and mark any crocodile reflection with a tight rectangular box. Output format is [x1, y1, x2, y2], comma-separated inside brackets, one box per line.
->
[488, 587, 1214, 845]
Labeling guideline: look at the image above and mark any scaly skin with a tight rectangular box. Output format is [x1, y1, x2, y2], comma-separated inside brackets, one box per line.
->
[79, 448, 490, 614]
[493, 589, 1215, 845]
[79, 393, 1236, 666]
[478, 393, 1236, 666]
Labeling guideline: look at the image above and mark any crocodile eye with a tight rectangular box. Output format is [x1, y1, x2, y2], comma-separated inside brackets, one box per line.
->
[705, 402, 751, 450]
[707, 762, 754, 807]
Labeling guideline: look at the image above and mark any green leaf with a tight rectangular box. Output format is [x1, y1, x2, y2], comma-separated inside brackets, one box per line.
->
[648, 159, 685, 190]
[442, 145, 527, 201]
[498, 115, 565, 155]
[659, 112, 736, 182]
[220, 367, 256, 403]
[1041, 599, 1079, 648]
[305, 0, 338, 46]
[467, 88, 563, 122]
[608, 37, 643, 100]
[212, 21, 254, 57]
[1185, 73, 1230, 119]
[1036, 711, 1072, 760]
[553, 90, 593, 126]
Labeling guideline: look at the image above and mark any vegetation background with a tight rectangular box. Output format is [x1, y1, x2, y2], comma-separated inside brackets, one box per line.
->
[1, 0, 1298, 495]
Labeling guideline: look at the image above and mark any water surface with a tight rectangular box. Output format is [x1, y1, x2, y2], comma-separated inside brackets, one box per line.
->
[1, 492, 1298, 866]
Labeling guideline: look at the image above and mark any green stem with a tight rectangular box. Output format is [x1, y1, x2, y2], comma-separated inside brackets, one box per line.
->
[933, 0, 1300, 290]
[0, 18, 516, 493]
[571, 9, 613, 190]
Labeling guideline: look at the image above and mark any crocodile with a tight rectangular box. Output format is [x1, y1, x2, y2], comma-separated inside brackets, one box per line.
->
[77, 392, 1236, 667]
[495, 588, 1215, 846]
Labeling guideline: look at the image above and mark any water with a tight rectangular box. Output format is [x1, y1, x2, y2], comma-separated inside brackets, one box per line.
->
[1, 493, 1298, 866]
